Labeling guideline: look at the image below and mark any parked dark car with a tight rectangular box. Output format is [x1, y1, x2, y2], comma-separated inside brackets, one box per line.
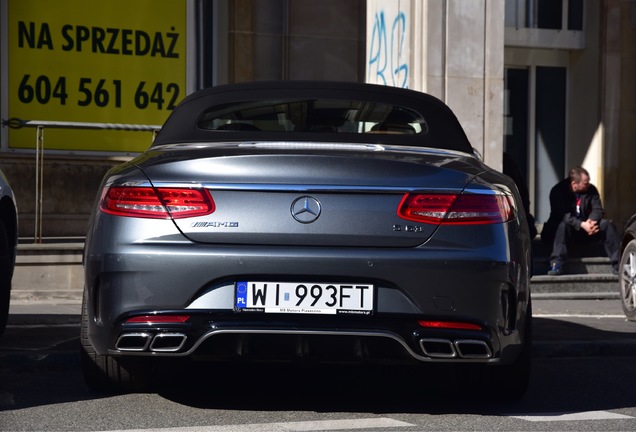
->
[81, 81, 533, 399]
[0, 169, 18, 337]
[619, 214, 636, 320]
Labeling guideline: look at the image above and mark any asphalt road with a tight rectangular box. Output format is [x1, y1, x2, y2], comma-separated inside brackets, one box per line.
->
[1, 298, 635, 431]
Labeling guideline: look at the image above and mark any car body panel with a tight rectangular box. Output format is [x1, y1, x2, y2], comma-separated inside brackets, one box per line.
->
[126, 146, 490, 246]
[0, 168, 18, 336]
[619, 214, 636, 320]
[0, 170, 18, 251]
[621, 215, 636, 249]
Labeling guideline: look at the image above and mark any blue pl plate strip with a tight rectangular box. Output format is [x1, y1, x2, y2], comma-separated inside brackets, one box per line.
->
[235, 281, 248, 309]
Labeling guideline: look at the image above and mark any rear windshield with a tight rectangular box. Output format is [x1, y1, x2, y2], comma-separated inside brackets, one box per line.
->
[197, 99, 428, 136]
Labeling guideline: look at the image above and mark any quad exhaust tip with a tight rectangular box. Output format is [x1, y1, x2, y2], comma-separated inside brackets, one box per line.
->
[116, 332, 187, 352]
[419, 338, 492, 359]
[454, 339, 492, 359]
[115, 332, 152, 352]
[150, 333, 188, 352]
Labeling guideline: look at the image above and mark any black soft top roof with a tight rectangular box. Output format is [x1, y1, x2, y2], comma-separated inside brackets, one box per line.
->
[152, 81, 473, 154]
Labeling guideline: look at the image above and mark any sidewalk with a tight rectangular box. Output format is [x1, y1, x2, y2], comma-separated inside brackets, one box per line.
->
[532, 298, 636, 357]
[7, 301, 81, 325]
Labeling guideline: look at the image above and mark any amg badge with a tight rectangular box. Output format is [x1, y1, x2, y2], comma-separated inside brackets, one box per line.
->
[191, 221, 239, 228]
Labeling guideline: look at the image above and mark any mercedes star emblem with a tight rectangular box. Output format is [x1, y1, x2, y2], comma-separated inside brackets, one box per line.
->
[291, 196, 322, 224]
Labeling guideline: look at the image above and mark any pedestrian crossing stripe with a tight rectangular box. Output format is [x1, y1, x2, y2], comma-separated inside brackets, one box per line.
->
[102, 417, 416, 432]
[91, 412, 636, 432]
[513, 410, 633, 422]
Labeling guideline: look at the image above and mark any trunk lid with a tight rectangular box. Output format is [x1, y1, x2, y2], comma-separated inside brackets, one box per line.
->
[134, 144, 482, 247]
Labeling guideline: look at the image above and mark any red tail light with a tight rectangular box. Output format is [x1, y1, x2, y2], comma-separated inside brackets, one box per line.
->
[397, 193, 514, 225]
[126, 315, 190, 324]
[100, 186, 215, 219]
[418, 320, 483, 331]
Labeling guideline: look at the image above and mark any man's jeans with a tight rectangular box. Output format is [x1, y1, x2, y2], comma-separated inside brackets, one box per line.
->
[549, 219, 620, 266]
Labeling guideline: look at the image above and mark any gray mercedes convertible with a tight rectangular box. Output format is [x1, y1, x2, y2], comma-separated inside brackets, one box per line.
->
[81, 81, 533, 399]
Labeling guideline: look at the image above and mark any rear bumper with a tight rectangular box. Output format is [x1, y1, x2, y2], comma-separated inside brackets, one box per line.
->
[84, 241, 531, 364]
[108, 315, 502, 364]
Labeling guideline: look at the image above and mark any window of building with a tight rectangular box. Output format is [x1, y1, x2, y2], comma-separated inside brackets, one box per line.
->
[505, 0, 584, 31]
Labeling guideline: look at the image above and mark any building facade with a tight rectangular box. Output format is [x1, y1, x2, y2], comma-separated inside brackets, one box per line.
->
[211, 0, 635, 230]
[1, 0, 635, 238]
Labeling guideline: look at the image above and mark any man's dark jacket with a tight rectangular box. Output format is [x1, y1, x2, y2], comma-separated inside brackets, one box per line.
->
[541, 177, 604, 243]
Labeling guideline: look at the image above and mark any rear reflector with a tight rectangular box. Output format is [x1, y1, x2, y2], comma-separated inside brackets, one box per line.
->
[397, 193, 514, 225]
[126, 315, 190, 324]
[100, 186, 215, 219]
[418, 320, 482, 331]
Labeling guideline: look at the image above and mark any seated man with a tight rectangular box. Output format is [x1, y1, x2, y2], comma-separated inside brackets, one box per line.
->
[541, 166, 619, 275]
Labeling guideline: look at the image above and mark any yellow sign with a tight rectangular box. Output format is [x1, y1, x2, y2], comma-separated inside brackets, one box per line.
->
[7, 0, 187, 152]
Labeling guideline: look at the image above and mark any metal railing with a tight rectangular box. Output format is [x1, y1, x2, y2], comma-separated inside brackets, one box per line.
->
[2, 118, 161, 243]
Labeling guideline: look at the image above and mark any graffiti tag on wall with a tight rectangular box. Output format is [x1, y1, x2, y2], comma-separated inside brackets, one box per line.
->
[367, 7, 409, 88]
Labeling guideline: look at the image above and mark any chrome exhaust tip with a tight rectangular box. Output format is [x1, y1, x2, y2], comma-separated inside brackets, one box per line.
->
[454, 339, 492, 359]
[419, 338, 457, 358]
[150, 333, 188, 352]
[115, 332, 152, 351]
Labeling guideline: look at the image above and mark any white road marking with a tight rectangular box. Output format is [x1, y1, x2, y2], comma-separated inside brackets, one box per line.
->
[103, 417, 415, 432]
[513, 410, 633, 422]
[534, 314, 626, 318]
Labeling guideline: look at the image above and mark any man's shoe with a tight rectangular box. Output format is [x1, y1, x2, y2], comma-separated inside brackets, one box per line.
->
[547, 262, 562, 276]
[612, 264, 619, 276]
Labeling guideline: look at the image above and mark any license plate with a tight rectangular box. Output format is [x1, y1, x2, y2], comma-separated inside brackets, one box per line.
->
[235, 281, 374, 315]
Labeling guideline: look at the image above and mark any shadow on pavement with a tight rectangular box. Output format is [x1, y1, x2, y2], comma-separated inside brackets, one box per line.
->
[0, 315, 635, 416]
